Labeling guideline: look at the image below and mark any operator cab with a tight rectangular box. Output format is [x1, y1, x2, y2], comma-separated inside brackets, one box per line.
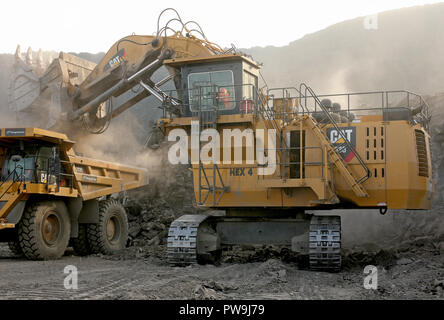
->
[0, 128, 76, 188]
[0, 141, 61, 185]
[165, 54, 260, 116]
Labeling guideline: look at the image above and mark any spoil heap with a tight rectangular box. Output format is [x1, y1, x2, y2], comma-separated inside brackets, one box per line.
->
[123, 141, 199, 249]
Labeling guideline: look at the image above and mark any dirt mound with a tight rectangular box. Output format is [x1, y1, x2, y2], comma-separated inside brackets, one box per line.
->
[221, 245, 301, 264]
[342, 249, 398, 270]
[120, 142, 211, 254]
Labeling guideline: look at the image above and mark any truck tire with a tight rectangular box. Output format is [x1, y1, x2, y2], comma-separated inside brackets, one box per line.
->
[87, 199, 128, 255]
[72, 224, 91, 256]
[18, 201, 71, 260]
[8, 241, 23, 256]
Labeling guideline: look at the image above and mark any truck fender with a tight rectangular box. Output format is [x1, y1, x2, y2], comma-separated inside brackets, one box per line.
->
[78, 199, 99, 224]
[67, 199, 100, 238]
[67, 197, 82, 238]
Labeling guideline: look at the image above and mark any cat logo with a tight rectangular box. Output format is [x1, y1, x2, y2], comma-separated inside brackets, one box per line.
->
[326, 127, 356, 163]
[103, 48, 127, 72]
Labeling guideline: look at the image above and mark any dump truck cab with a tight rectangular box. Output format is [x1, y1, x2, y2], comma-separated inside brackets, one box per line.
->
[1, 140, 65, 187]
[0, 128, 148, 260]
[0, 129, 78, 221]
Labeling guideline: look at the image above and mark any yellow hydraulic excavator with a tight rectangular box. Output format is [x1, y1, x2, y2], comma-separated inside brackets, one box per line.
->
[7, 8, 433, 270]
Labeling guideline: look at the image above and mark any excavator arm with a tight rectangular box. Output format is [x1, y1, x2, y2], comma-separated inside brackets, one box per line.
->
[9, 19, 225, 135]
[69, 34, 222, 126]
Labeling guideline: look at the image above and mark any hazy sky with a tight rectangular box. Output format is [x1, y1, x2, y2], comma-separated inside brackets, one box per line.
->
[1, 0, 442, 53]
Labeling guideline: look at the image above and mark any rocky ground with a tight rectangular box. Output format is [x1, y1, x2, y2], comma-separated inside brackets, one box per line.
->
[0, 235, 443, 300]
[1, 161, 443, 301]
[1, 134, 443, 300]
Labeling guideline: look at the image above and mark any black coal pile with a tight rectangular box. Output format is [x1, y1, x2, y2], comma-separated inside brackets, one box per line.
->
[221, 245, 301, 265]
[125, 198, 185, 247]
[342, 249, 398, 270]
[121, 142, 201, 253]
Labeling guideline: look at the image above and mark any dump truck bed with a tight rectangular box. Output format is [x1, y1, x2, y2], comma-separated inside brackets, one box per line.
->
[69, 154, 147, 200]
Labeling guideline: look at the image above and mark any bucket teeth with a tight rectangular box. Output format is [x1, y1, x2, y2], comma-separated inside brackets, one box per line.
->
[14, 45, 22, 61]
[37, 49, 44, 69]
[26, 47, 33, 65]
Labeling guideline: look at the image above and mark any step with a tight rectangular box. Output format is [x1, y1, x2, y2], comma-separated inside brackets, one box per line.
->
[0, 187, 24, 219]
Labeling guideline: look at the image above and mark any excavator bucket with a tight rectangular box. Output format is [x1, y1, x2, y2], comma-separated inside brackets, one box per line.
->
[8, 46, 96, 130]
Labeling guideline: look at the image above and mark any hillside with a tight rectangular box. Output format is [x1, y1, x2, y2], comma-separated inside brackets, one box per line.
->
[245, 3, 444, 96]
[2, 4, 444, 116]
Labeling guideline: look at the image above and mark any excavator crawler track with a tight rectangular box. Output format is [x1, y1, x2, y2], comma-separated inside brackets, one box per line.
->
[166, 215, 208, 265]
[309, 215, 341, 271]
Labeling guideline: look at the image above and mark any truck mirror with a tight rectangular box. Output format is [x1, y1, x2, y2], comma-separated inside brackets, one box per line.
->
[11, 155, 22, 163]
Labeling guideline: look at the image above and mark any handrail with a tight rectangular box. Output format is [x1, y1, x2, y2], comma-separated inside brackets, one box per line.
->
[1, 155, 75, 191]
[161, 83, 429, 186]
[298, 89, 430, 131]
[0, 166, 25, 199]
[158, 83, 430, 129]
[299, 83, 371, 184]
[254, 87, 292, 178]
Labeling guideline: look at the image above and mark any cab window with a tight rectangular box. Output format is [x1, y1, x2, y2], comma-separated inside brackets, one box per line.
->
[3, 156, 35, 182]
[36, 146, 52, 172]
[188, 70, 235, 111]
[243, 71, 257, 100]
[0, 145, 54, 182]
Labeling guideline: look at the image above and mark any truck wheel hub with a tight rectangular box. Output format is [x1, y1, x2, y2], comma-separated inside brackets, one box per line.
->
[106, 216, 119, 243]
[42, 213, 61, 246]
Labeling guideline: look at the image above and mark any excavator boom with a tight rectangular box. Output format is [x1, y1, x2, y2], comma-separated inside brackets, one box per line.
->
[8, 15, 226, 136]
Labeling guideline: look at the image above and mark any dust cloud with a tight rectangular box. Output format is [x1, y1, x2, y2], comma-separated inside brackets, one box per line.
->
[72, 112, 166, 183]
[0, 108, 18, 128]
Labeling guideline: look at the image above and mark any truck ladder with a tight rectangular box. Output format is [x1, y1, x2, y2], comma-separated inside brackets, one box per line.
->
[194, 86, 227, 206]
[305, 115, 368, 197]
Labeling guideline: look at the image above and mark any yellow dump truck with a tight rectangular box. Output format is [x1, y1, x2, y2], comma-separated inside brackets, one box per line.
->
[0, 128, 147, 260]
